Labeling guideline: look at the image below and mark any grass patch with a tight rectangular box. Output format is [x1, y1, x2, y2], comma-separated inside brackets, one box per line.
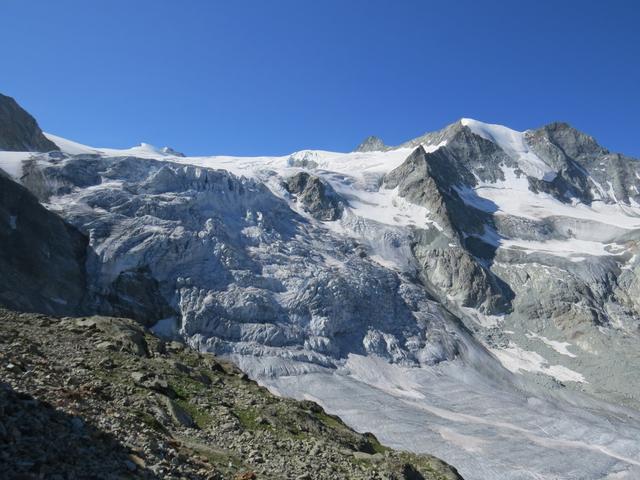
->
[367, 435, 388, 455]
[169, 375, 206, 400]
[175, 398, 213, 429]
[315, 411, 345, 430]
[233, 407, 260, 430]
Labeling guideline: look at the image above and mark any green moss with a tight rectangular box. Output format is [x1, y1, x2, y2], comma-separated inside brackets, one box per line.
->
[169, 375, 205, 400]
[234, 407, 260, 430]
[315, 410, 346, 431]
[175, 399, 212, 429]
[367, 436, 388, 455]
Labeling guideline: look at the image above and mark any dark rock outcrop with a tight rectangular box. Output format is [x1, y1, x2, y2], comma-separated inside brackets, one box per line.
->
[283, 172, 344, 221]
[0, 93, 59, 152]
[0, 172, 87, 315]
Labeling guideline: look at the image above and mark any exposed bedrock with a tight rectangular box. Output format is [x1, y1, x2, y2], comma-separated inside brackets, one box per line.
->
[283, 171, 344, 221]
[0, 93, 59, 152]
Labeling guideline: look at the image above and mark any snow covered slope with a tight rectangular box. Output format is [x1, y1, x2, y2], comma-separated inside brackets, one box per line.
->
[3, 116, 640, 479]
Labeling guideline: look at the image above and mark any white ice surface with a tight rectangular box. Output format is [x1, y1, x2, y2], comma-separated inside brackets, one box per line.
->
[526, 332, 578, 358]
[489, 342, 586, 383]
[471, 168, 640, 230]
[0, 151, 33, 178]
[236, 354, 640, 480]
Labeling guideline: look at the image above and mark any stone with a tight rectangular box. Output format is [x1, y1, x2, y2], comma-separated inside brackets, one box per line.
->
[234, 472, 256, 480]
[0, 93, 59, 152]
[162, 397, 195, 428]
[131, 371, 151, 383]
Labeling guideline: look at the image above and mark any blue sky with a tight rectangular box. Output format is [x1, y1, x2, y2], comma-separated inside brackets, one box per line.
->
[1, 0, 639, 156]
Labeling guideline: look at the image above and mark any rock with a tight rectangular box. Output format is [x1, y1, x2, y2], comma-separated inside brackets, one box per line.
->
[70, 417, 84, 432]
[0, 93, 59, 152]
[129, 453, 146, 469]
[5, 362, 23, 373]
[142, 376, 176, 398]
[354, 135, 387, 152]
[234, 472, 256, 480]
[167, 341, 185, 353]
[76, 317, 150, 357]
[131, 371, 151, 383]
[104, 267, 177, 327]
[97, 358, 115, 369]
[161, 397, 195, 428]
[283, 172, 344, 221]
[353, 451, 383, 461]
[193, 371, 212, 386]
[124, 459, 137, 472]
[168, 360, 191, 374]
[0, 173, 87, 316]
[96, 341, 117, 351]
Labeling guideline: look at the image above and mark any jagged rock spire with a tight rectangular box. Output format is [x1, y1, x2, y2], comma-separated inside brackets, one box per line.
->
[354, 135, 386, 152]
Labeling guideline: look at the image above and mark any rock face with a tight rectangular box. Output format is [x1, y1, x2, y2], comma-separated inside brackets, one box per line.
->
[0, 94, 59, 152]
[383, 146, 513, 314]
[283, 171, 344, 221]
[0, 171, 87, 315]
[381, 119, 640, 332]
[0, 308, 462, 480]
[355, 135, 387, 152]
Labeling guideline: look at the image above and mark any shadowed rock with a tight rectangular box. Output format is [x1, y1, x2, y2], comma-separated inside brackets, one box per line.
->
[0, 171, 87, 315]
[0, 93, 59, 152]
[284, 172, 344, 221]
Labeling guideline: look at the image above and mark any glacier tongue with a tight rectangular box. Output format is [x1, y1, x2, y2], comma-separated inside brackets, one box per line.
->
[249, 354, 640, 480]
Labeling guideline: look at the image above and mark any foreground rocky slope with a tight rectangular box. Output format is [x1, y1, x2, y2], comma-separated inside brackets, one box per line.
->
[0, 308, 461, 480]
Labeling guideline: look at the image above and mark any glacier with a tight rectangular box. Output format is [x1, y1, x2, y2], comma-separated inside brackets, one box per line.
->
[3, 118, 640, 479]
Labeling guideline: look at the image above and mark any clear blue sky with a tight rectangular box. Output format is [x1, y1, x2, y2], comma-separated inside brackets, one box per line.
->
[1, 0, 639, 156]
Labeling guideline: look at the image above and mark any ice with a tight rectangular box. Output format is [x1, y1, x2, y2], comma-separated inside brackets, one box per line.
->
[240, 354, 640, 480]
[526, 332, 578, 358]
[473, 168, 640, 230]
[0, 151, 33, 179]
[489, 342, 586, 383]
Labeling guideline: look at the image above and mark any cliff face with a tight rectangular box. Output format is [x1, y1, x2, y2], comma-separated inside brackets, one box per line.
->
[0, 94, 59, 152]
[0, 171, 87, 315]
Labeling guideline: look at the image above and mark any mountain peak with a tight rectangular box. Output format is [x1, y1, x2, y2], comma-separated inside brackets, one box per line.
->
[0, 93, 59, 152]
[354, 135, 386, 152]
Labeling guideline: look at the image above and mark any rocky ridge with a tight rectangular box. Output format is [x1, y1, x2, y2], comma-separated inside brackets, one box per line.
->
[0, 94, 59, 152]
